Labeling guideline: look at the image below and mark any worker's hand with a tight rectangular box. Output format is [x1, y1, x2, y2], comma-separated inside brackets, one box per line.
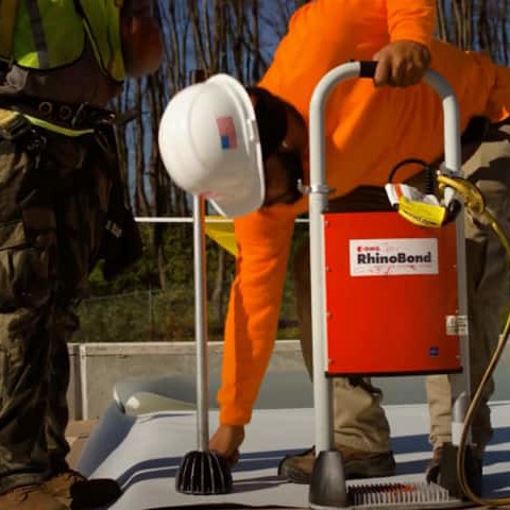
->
[209, 424, 245, 464]
[373, 40, 431, 87]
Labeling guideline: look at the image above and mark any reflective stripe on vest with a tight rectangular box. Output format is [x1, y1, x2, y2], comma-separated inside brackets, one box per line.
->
[12, 0, 124, 82]
[25, 0, 49, 68]
[24, 114, 95, 137]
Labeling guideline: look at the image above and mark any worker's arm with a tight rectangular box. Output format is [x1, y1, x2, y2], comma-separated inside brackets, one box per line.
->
[386, 0, 436, 48]
[209, 207, 295, 460]
[121, 0, 163, 77]
[374, 0, 436, 87]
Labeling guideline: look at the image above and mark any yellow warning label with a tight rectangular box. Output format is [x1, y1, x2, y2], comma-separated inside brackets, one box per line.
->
[398, 196, 446, 228]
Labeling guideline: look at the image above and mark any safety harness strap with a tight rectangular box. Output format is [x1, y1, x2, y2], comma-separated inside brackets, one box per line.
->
[0, 0, 21, 62]
[25, 0, 50, 68]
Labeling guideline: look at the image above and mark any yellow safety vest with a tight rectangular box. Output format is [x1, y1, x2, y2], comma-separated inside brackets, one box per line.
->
[0, 0, 125, 83]
[0, 0, 126, 136]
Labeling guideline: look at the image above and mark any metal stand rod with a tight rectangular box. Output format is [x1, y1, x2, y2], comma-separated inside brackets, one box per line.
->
[424, 72, 472, 447]
[193, 194, 209, 452]
[175, 195, 233, 495]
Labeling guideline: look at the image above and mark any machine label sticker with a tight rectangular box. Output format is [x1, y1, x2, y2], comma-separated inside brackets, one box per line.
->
[216, 116, 238, 150]
[446, 315, 469, 336]
[349, 238, 438, 276]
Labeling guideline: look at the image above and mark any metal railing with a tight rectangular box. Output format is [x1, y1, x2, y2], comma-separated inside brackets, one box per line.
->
[75, 216, 305, 343]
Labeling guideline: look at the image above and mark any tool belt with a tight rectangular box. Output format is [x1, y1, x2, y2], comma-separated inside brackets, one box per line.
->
[0, 104, 142, 281]
[0, 96, 116, 133]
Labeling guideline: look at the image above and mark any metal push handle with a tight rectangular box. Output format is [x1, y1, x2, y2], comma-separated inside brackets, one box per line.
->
[308, 61, 470, 455]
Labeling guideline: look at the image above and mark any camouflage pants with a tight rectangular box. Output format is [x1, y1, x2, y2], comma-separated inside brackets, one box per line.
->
[0, 126, 113, 493]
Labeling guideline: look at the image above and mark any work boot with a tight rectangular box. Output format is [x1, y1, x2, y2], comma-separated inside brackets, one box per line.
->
[425, 446, 443, 483]
[278, 445, 396, 484]
[0, 484, 68, 510]
[425, 444, 484, 484]
[43, 469, 121, 509]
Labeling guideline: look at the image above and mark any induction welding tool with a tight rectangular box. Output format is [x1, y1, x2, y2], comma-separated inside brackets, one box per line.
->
[308, 61, 510, 510]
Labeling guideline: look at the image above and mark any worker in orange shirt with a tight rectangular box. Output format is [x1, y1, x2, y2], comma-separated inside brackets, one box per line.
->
[160, 0, 510, 483]
[212, 0, 510, 482]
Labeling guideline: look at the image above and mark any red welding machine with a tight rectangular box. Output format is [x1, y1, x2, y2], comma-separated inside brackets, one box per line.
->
[323, 211, 462, 376]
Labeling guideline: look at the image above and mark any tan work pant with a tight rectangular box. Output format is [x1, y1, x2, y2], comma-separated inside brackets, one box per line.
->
[427, 123, 510, 453]
[294, 122, 510, 453]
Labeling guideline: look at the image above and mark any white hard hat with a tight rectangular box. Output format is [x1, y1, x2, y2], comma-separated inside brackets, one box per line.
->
[158, 74, 265, 218]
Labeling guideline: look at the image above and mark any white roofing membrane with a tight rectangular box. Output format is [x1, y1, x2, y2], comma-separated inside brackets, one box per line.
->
[77, 397, 510, 509]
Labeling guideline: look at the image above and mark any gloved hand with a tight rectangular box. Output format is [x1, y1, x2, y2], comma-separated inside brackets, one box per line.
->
[209, 424, 245, 465]
[373, 40, 431, 87]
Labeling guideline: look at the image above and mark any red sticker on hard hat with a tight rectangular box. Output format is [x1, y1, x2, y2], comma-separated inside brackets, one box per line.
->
[216, 117, 238, 150]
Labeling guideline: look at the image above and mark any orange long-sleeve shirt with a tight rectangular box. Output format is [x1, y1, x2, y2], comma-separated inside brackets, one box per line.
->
[218, 0, 510, 426]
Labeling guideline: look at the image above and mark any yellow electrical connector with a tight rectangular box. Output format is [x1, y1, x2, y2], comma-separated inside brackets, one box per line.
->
[435, 174, 510, 508]
[397, 195, 447, 228]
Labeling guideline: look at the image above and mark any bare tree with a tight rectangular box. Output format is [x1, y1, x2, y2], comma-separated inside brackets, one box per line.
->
[112, 1, 302, 321]
[437, 0, 510, 63]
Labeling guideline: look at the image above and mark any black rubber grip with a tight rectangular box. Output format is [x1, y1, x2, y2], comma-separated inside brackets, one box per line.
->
[359, 61, 378, 78]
